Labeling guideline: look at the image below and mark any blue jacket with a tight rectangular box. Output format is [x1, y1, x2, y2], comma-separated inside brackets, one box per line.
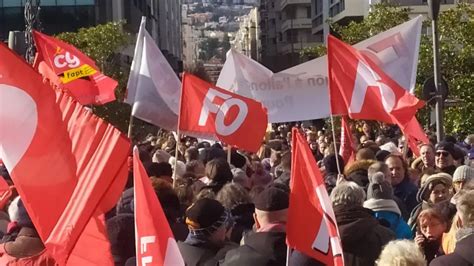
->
[373, 211, 413, 239]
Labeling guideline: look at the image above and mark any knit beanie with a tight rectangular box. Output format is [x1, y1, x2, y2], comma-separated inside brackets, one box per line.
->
[366, 172, 393, 200]
[452, 165, 474, 183]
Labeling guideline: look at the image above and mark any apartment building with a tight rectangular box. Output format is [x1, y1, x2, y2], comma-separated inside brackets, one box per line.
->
[233, 7, 259, 59]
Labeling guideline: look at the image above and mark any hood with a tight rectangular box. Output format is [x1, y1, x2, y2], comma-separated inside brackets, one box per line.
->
[364, 199, 401, 216]
[344, 159, 376, 177]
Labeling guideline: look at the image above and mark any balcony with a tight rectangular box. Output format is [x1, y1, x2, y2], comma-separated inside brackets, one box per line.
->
[281, 18, 312, 32]
[280, 0, 311, 10]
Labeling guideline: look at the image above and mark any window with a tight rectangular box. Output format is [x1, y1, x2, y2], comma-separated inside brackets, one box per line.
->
[306, 6, 311, 18]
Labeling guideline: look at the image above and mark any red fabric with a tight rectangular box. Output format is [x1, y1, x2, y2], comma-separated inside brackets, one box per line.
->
[338, 116, 355, 165]
[327, 35, 424, 130]
[287, 128, 344, 266]
[0, 176, 12, 210]
[0, 44, 129, 265]
[33, 31, 117, 105]
[133, 147, 185, 266]
[401, 116, 429, 157]
[179, 73, 267, 153]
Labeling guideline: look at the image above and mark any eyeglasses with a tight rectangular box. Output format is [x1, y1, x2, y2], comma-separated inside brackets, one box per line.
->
[436, 151, 450, 157]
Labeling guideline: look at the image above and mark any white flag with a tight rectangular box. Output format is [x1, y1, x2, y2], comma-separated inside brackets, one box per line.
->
[126, 17, 181, 131]
[217, 16, 422, 123]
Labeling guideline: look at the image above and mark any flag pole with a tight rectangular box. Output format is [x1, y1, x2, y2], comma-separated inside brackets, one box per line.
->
[127, 111, 135, 140]
[227, 145, 232, 164]
[285, 246, 290, 266]
[173, 130, 180, 188]
[330, 114, 342, 175]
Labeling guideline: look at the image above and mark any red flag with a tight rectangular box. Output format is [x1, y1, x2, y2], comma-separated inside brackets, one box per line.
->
[0, 43, 129, 264]
[0, 176, 12, 210]
[133, 147, 185, 266]
[287, 128, 344, 266]
[338, 116, 355, 165]
[327, 35, 424, 128]
[401, 116, 429, 157]
[33, 30, 117, 105]
[179, 73, 267, 152]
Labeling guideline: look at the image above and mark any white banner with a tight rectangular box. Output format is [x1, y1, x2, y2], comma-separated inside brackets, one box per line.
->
[217, 16, 422, 123]
[126, 17, 181, 131]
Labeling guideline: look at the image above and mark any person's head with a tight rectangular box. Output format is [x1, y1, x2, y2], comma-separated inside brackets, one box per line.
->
[216, 183, 252, 210]
[368, 162, 391, 184]
[356, 148, 376, 161]
[185, 198, 231, 245]
[385, 155, 407, 187]
[146, 162, 173, 183]
[417, 207, 448, 242]
[366, 172, 394, 200]
[106, 214, 135, 264]
[376, 240, 426, 266]
[456, 189, 474, 228]
[452, 165, 474, 193]
[205, 158, 233, 185]
[360, 135, 369, 144]
[231, 168, 251, 190]
[174, 177, 195, 208]
[8, 197, 33, 228]
[419, 173, 452, 204]
[435, 141, 456, 169]
[184, 147, 199, 163]
[375, 135, 387, 146]
[362, 122, 371, 135]
[330, 181, 366, 207]
[318, 141, 328, 154]
[317, 135, 325, 144]
[186, 160, 206, 178]
[419, 144, 435, 168]
[151, 178, 181, 221]
[322, 154, 344, 175]
[306, 131, 317, 144]
[253, 184, 289, 229]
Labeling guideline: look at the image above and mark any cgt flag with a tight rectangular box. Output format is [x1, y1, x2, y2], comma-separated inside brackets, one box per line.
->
[33, 30, 118, 105]
[0, 43, 129, 265]
[179, 73, 268, 153]
[287, 128, 344, 266]
[133, 147, 185, 266]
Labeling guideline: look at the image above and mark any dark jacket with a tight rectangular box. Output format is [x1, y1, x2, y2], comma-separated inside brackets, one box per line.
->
[222, 231, 287, 266]
[430, 230, 474, 266]
[178, 238, 237, 266]
[437, 165, 457, 176]
[393, 177, 418, 213]
[334, 205, 395, 266]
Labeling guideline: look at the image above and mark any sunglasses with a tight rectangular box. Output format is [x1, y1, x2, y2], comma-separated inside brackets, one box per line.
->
[436, 151, 450, 157]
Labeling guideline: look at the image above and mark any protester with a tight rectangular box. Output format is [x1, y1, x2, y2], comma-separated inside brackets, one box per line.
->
[216, 183, 254, 244]
[430, 190, 474, 266]
[201, 158, 233, 194]
[376, 240, 427, 266]
[222, 185, 289, 265]
[106, 214, 135, 265]
[415, 207, 449, 263]
[178, 198, 237, 266]
[452, 165, 474, 194]
[331, 181, 395, 265]
[435, 141, 457, 175]
[408, 173, 454, 233]
[385, 155, 419, 212]
[363, 172, 412, 239]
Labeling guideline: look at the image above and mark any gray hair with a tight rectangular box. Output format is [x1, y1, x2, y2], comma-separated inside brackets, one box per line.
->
[377, 240, 426, 266]
[456, 189, 474, 227]
[216, 183, 251, 210]
[330, 181, 366, 207]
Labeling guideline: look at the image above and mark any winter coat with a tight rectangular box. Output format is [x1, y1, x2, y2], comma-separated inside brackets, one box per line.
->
[393, 177, 418, 213]
[372, 210, 412, 239]
[430, 230, 474, 266]
[178, 238, 237, 266]
[334, 205, 395, 266]
[222, 231, 287, 266]
[0, 227, 58, 266]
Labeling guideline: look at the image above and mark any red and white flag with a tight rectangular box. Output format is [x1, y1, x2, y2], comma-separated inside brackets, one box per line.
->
[327, 35, 427, 148]
[0, 43, 129, 265]
[33, 30, 118, 105]
[339, 116, 355, 164]
[288, 128, 343, 266]
[133, 147, 185, 266]
[179, 73, 267, 153]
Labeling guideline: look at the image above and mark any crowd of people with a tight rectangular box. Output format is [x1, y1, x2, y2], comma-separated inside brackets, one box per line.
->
[0, 121, 473, 266]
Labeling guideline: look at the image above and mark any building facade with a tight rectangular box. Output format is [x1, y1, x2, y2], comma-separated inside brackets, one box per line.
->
[0, 0, 182, 72]
[233, 7, 259, 59]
